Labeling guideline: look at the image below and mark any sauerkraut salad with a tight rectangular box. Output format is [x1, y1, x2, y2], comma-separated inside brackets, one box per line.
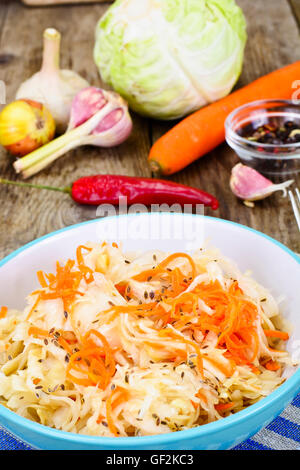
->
[0, 242, 292, 437]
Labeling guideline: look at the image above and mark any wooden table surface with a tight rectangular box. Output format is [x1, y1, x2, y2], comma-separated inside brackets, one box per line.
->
[0, 0, 300, 259]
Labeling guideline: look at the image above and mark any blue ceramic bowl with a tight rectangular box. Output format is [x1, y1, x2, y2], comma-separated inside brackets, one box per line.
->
[0, 213, 299, 450]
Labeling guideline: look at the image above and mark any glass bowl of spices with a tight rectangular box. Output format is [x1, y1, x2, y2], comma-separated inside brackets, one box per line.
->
[225, 99, 300, 176]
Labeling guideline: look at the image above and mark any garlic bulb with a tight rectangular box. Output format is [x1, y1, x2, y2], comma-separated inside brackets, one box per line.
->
[16, 28, 90, 134]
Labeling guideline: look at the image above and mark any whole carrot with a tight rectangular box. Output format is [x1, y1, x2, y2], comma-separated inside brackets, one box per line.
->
[148, 62, 300, 175]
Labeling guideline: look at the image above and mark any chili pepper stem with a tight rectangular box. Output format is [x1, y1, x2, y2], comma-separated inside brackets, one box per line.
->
[0, 178, 71, 194]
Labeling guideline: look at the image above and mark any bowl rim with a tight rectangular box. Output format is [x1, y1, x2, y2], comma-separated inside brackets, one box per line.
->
[0, 212, 299, 448]
[225, 98, 300, 157]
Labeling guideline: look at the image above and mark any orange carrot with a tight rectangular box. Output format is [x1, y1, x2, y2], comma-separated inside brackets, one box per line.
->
[159, 253, 196, 278]
[204, 356, 235, 378]
[28, 326, 76, 355]
[115, 282, 127, 296]
[30, 258, 87, 314]
[195, 389, 207, 403]
[148, 62, 300, 175]
[37, 270, 48, 288]
[0, 306, 8, 319]
[66, 328, 116, 389]
[57, 336, 74, 355]
[249, 364, 261, 375]
[133, 252, 196, 285]
[66, 368, 93, 387]
[189, 280, 259, 366]
[96, 414, 105, 425]
[84, 329, 115, 375]
[264, 330, 289, 341]
[160, 327, 203, 377]
[265, 360, 281, 371]
[111, 388, 129, 410]
[28, 326, 49, 337]
[76, 245, 94, 284]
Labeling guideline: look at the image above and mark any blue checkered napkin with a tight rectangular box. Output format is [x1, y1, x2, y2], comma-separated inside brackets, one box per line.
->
[0, 394, 299, 450]
[0, 426, 31, 450]
[234, 394, 300, 450]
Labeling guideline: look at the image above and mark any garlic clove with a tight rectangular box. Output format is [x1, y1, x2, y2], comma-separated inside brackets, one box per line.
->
[16, 28, 90, 134]
[230, 163, 294, 201]
[91, 92, 132, 146]
[91, 106, 133, 147]
[68, 87, 133, 146]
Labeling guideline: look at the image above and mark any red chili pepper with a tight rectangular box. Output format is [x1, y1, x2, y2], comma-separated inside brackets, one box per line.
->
[72, 175, 218, 209]
[0, 175, 219, 210]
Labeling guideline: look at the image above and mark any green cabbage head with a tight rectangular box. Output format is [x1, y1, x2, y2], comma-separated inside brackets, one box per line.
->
[94, 0, 247, 120]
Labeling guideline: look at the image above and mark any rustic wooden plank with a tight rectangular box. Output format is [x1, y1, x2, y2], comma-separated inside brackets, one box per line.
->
[0, 0, 151, 258]
[0, 0, 300, 260]
[151, 0, 300, 253]
[0, 1, 9, 46]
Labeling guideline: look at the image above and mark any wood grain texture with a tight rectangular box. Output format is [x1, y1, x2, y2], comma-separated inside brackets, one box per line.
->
[22, 0, 111, 5]
[0, 0, 151, 257]
[0, 0, 299, 260]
